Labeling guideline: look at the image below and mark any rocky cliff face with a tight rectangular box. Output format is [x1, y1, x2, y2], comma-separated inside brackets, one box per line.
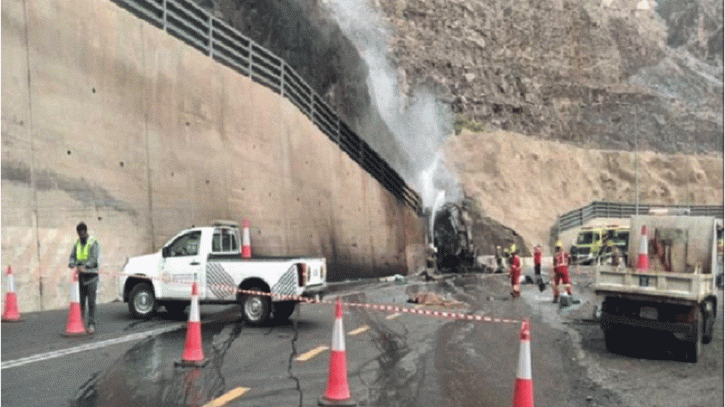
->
[197, 0, 722, 167]
[374, 0, 723, 153]
[194, 0, 722, 253]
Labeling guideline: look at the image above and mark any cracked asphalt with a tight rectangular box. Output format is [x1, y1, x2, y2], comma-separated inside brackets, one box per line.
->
[3, 266, 721, 406]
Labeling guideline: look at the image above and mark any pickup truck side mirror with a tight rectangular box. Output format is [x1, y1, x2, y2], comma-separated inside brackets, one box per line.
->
[162, 246, 170, 258]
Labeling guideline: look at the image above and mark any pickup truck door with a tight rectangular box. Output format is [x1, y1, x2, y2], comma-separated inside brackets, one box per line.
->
[161, 230, 204, 299]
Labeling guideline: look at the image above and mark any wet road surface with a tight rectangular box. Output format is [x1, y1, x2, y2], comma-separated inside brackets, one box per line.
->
[2, 268, 722, 406]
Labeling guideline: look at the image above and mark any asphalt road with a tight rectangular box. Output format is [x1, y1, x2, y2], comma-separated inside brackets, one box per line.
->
[2, 266, 722, 406]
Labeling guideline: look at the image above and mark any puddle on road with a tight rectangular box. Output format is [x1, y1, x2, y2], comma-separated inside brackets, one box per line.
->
[70, 319, 243, 407]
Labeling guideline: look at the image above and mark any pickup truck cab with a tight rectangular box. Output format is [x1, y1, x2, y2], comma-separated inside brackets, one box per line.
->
[118, 221, 327, 324]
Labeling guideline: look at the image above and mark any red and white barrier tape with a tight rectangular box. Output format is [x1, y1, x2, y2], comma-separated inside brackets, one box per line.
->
[97, 271, 521, 324]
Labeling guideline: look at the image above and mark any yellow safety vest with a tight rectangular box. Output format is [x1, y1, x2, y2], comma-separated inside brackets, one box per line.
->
[75, 237, 96, 261]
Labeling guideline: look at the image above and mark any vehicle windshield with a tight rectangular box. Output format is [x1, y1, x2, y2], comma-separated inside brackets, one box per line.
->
[166, 231, 201, 257]
[577, 231, 594, 245]
[612, 231, 629, 245]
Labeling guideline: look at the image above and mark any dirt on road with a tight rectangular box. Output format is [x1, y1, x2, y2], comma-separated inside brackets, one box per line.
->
[412, 266, 723, 407]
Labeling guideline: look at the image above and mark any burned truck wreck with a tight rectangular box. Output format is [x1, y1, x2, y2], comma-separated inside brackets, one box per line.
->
[428, 198, 530, 273]
[432, 202, 478, 273]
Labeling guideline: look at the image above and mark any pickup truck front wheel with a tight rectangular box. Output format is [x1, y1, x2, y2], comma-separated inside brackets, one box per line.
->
[241, 287, 270, 325]
[128, 283, 157, 319]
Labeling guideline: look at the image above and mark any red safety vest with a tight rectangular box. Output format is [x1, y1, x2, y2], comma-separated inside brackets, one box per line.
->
[510, 254, 521, 273]
[554, 251, 570, 270]
[534, 247, 542, 264]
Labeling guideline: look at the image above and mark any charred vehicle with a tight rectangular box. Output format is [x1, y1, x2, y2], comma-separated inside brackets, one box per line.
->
[432, 203, 478, 273]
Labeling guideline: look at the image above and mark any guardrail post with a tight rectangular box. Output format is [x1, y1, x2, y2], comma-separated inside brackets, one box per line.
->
[280, 61, 285, 97]
[163, 0, 168, 31]
[249, 39, 254, 80]
[334, 116, 340, 145]
[208, 15, 214, 57]
[310, 93, 315, 122]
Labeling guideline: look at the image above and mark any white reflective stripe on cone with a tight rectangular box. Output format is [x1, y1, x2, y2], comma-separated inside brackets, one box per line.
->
[639, 227, 648, 253]
[7, 274, 14, 292]
[243, 228, 250, 245]
[70, 280, 80, 303]
[517, 340, 532, 380]
[189, 295, 200, 322]
[331, 318, 345, 351]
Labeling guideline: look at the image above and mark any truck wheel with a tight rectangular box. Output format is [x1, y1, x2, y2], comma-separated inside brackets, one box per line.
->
[274, 301, 297, 321]
[241, 286, 270, 325]
[684, 308, 703, 363]
[604, 328, 622, 353]
[128, 283, 157, 319]
[703, 310, 715, 344]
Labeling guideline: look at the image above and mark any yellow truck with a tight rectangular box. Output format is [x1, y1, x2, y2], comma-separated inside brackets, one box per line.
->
[571, 224, 629, 265]
[594, 215, 718, 363]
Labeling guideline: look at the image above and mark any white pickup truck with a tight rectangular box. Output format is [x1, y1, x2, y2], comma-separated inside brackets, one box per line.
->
[118, 221, 327, 324]
[595, 215, 719, 362]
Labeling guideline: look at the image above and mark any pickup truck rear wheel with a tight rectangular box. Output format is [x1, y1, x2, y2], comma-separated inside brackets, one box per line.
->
[128, 283, 157, 319]
[241, 286, 270, 325]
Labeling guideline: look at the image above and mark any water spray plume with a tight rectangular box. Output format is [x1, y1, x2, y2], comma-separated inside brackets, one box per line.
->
[326, 0, 460, 215]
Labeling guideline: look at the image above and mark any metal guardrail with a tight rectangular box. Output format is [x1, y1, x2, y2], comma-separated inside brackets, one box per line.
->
[111, 0, 423, 213]
[557, 201, 724, 233]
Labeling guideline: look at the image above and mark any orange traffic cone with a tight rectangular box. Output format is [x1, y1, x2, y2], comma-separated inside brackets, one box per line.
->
[63, 270, 88, 336]
[318, 298, 356, 406]
[636, 225, 649, 272]
[176, 277, 208, 367]
[241, 219, 252, 259]
[512, 319, 534, 407]
[2, 266, 23, 322]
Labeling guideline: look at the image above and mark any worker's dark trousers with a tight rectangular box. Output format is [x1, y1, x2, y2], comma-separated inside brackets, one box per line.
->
[78, 273, 99, 328]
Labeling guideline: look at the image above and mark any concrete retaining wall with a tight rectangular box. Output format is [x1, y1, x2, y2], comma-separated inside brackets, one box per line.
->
[1, 0, 426, 312]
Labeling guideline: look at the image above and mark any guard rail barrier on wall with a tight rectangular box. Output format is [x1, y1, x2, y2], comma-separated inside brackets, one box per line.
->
[556, 201, 724, 233]
[112, 0, 423, 213]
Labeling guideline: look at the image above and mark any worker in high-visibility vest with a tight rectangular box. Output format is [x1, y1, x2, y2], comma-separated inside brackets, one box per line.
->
[509, 248, 522, 297]
[552, 241, 572, 303]
[68, 222, 102, 334]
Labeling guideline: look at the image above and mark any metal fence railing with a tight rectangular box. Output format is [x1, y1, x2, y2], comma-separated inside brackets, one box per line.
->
[111, 0, 423, 213]
[556, 201, 724, 233]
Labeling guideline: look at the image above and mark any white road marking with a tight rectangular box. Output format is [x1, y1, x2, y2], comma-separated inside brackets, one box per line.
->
[1, 323, 185, 370]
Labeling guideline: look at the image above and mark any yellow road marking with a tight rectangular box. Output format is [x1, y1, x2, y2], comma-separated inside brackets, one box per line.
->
[385, 313, 402, 320]
[348, 325, 370, 335]
[294, 345, 329, 362]
[202, 387, 249, 407]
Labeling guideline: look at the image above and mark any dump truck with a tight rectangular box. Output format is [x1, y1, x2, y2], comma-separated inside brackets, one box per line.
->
[594, 214, 718, 362]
